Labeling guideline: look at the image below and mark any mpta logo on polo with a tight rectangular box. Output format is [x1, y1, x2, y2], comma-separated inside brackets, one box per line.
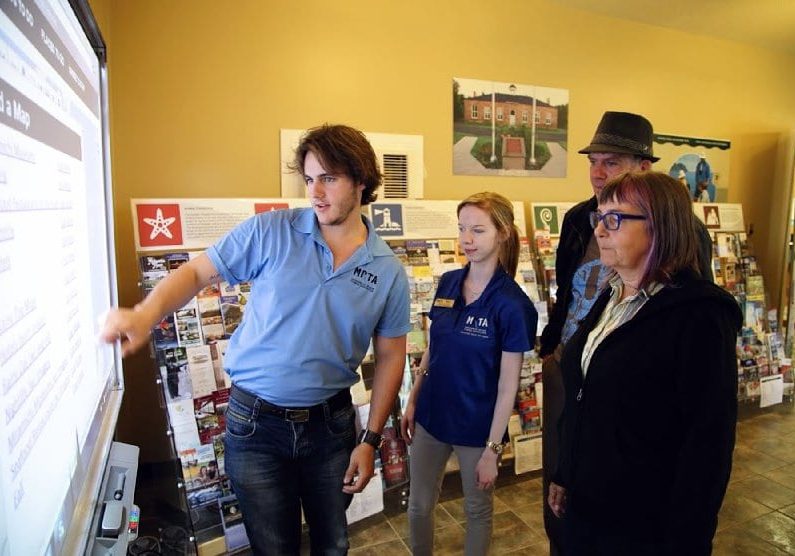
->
[462, 315, 489, 338]
[351, 266, 378, 292]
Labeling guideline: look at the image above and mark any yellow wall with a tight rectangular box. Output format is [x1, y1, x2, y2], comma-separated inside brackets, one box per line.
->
[87, 0, 110, 46]
[91, 0, 795, 456]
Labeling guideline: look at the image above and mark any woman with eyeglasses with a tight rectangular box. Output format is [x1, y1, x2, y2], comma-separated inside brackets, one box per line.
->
[548, 171, 741, 554]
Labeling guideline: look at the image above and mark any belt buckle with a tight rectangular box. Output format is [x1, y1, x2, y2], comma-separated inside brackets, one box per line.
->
[285, 409, 310, 422]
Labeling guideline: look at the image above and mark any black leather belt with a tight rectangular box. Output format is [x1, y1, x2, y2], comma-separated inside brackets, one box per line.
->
[230, 384, 351, 423]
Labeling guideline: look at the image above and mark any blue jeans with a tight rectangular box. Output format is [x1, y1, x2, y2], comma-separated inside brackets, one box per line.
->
[224, 386, 356, 555]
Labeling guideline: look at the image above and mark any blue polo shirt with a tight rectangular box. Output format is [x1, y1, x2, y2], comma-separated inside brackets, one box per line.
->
[415, 265, 537, 446]
[207, 207, 410, 406]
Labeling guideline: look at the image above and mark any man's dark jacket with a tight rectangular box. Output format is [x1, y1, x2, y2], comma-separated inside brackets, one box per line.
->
[539, 196, 714, 357]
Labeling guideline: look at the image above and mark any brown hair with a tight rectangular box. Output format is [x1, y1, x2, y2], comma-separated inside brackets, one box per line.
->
[290, 124, 382, 205]
[457, 192, 520, 277]
[598, 171, 700, 288]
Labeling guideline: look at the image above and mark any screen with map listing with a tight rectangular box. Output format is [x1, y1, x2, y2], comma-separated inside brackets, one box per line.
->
[0, 0, 123, 553]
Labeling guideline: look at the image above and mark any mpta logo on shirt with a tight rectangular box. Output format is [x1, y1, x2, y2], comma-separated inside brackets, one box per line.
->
[371, 203, 404, 236]
[351, 266, 378, 293]
[462, 315, 490, 338]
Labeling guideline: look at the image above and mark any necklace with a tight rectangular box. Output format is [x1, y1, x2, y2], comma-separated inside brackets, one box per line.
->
[621, 281, 641, 300]
[464, 280, 487, 298]
[623, 281, 640, 292]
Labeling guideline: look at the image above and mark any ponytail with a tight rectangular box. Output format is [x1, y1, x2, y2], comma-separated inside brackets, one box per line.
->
[500, 224, 520, 278]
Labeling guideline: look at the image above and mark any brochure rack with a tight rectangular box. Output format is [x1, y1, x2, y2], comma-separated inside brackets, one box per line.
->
[694, 203, 794, 405]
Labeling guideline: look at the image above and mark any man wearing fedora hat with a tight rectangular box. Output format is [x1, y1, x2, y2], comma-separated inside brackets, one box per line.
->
[538, 111, 713, 554]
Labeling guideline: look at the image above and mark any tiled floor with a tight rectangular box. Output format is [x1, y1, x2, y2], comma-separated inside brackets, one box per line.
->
[336, 402, 795, 555]
[342, 470, 550, 556]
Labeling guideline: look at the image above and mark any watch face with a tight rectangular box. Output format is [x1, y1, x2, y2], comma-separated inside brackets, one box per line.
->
[359, 430, 382, 447]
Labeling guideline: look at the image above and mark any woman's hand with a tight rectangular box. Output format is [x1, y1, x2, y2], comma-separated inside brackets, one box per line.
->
[475, 449, 499, 490]
[400, 402, 416, 445]
[548, 482, 567, 518]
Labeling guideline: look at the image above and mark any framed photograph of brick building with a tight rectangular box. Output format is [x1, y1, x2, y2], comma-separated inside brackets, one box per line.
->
[453, 77, 569, 177]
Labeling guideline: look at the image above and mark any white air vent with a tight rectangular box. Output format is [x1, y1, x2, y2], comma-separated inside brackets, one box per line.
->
[280, 129, 424, 199]
[380, 153, 409, 198]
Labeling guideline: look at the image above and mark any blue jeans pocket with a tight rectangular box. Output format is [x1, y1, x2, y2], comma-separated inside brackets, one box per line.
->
[225, 397, 257, 439]
[324, 405, 355, 437]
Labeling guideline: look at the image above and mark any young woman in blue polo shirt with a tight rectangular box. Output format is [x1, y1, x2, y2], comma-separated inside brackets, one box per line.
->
[401, 192, 537, 555]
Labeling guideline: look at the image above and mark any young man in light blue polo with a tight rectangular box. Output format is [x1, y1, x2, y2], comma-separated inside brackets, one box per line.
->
[102, 124, 410, 555]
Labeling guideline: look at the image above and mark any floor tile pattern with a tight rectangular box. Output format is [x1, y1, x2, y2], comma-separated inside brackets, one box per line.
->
[230, 402, 795, 555]
[341, 403, 795, 555]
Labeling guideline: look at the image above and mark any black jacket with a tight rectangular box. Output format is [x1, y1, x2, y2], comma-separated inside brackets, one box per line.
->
[539, 197, 714, 357]
[554, 273, 742, 553]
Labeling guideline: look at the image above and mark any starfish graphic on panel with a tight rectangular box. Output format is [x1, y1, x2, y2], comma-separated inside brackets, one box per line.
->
[143, 208, 177, 240]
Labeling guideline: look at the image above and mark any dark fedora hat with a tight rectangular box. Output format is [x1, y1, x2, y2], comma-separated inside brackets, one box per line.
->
[578, 111, 659, 162]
